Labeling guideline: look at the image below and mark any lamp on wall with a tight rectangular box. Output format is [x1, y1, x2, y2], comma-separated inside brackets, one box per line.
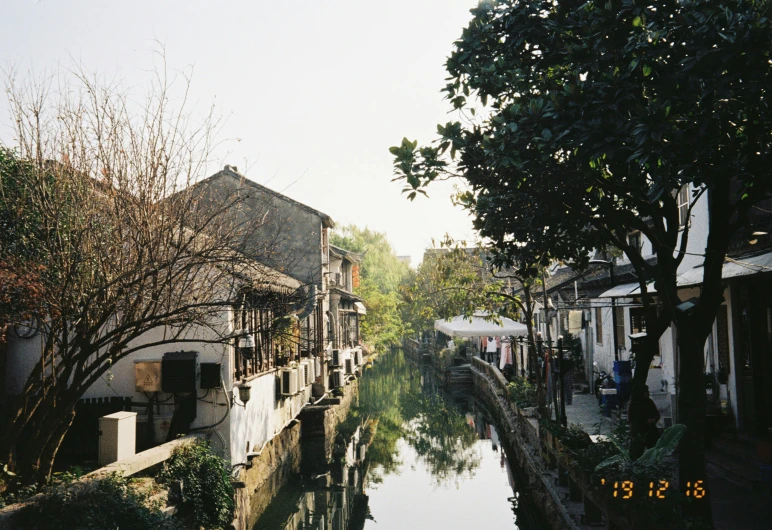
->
[237, 383, 252, 405]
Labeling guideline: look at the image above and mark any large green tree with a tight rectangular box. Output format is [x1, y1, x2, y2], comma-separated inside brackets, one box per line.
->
[392, 0, 772, 521]
[400, 240, 548, 413]
[331, 225, 411, 350]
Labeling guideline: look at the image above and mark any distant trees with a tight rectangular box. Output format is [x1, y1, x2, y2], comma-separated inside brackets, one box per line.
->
[0, 67, 279, 482]
[331, 225, 411, 350]
[392, 0, 772, 519]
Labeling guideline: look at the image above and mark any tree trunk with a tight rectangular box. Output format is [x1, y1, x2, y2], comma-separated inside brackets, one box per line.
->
[676, 319, 713, 524]
[37, 409, 76, 481]
[17, 400, 72, 482]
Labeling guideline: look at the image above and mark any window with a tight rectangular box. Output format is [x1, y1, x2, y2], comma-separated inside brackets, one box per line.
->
[615, 306, 626, 351]
[630, 307, 647, 334]
[595, 307, 603, 345]
[628, 306, 660, 356]
[677, 186, 690, 228]
[233, 292, 295, 380]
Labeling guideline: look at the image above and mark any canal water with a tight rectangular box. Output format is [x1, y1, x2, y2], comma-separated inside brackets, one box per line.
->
[254, 350, 539, 530]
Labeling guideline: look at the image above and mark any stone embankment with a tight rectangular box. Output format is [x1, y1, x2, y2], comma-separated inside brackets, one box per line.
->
[469, 356, 633, 530]
[234, 372, 362, 530]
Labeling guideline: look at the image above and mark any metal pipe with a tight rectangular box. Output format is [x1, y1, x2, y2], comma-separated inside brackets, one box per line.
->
[609, 263, 619, 362]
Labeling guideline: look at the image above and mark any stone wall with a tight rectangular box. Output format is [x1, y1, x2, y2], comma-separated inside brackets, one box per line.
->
[232, 420, 302, 530]
[471, 366, 582, 530]
[300, 377, 359, 467]
[234, 376, 360, 530]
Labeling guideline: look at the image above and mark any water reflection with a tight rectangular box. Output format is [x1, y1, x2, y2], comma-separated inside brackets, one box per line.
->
[361, 351, 481, 486]
[255, 351, 534, 529]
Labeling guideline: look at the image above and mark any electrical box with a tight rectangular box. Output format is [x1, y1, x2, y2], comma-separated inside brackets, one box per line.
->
[98, 411, 137, 466]
[162, 351, 197, 393]
[134, 361, 162, 392]
[200, 362, 222, 389]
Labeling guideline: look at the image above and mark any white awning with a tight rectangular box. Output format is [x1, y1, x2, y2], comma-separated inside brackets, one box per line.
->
[676, 249, 772, 287]
[597, 282, 646, 298]
[434, 311, 528, 338]
[596, 249, 772, 298]
[354, 302, 367, 315]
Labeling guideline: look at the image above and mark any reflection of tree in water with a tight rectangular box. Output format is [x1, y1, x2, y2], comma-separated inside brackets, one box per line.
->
[356, 350, 481, 485]
[400, 392, 480, 484]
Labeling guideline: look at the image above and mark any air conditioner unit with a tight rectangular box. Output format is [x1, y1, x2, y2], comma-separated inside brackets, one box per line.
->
[281, 367, 299, 396]
[302, 359, 314, 383]
[296, 364, 306, 389]
[331, 349, 341, 367]
[354, 350, 363, 366]
[345, 357, 354, 375]
[332, 369, 344, 388]
[358, 443, 366, 462]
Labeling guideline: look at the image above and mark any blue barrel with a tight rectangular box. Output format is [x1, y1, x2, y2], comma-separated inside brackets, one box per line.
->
[614, 360, 632, 378]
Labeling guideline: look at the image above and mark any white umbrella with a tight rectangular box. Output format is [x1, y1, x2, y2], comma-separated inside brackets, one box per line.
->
[434, 311, 528, 338]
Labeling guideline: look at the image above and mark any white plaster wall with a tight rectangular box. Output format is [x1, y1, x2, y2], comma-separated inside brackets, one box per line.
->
[3, 307, 323, 466]
[589, 301, 615, 375]
[676, 187, 710, 274]
[4, 330, 46, 395]
[228, 368, 312, 466]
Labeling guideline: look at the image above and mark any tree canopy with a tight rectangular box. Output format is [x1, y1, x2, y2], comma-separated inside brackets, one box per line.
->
[391, 0, 772, 518]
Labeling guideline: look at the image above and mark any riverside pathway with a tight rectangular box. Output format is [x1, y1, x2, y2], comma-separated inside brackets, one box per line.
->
[563, 392, 618, 438]
[561, 387, 772, 530]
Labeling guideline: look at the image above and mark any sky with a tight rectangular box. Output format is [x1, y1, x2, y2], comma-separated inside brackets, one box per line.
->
[0, 0, 483, 266]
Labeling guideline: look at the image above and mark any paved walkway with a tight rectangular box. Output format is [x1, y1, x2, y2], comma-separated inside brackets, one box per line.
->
[560, 390, 772, 529]
[563, 392, 618, 437]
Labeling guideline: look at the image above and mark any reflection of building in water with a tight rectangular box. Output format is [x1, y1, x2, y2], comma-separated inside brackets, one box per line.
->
[255, 434, 370, 530]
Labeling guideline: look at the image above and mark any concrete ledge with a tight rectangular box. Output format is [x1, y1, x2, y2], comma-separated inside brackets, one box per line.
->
[89, 433, 204, 479]
[0, 434, 203, 528]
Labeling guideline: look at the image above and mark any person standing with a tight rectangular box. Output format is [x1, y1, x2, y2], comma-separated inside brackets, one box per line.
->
[628, 384, 661, 459]
[562, 357, 574, 405]
[486, 336, 497, 363]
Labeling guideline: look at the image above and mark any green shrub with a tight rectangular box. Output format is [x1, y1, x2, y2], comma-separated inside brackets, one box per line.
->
[507, 377, 536, 408]
[158, 442, 235, 529]
[16, 474, 180, 530]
